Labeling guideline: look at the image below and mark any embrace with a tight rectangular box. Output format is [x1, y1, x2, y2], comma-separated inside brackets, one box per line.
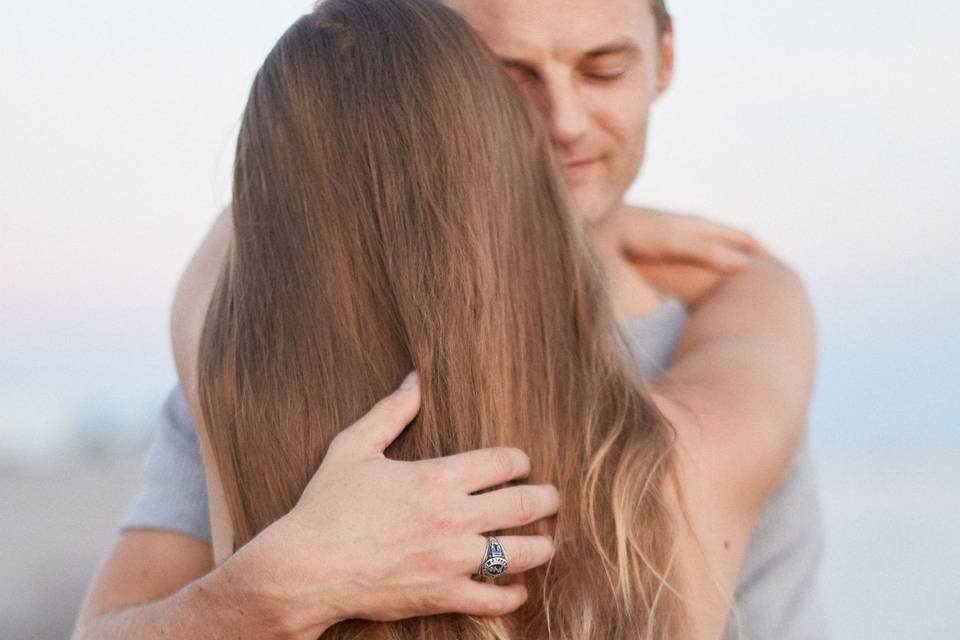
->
[74, 0, 823, 638]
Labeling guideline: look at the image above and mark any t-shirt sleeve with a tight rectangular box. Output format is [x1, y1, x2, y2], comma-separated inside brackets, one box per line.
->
[120, 384, 212, 545]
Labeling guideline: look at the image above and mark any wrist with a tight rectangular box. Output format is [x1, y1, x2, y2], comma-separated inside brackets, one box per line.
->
[253, 514, 349, 636]
[185, 552, 295, 640]
[192, 518, 343, 639]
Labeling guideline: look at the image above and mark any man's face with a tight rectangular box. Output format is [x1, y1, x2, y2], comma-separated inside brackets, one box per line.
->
[447, 0, 674, 225]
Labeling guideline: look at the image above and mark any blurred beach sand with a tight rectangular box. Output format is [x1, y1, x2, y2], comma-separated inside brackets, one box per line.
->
[0, 451, 146, 639]
[2, 450, 958, 639]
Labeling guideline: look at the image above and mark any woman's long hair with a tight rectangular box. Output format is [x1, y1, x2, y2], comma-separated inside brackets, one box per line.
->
[198, 0, 689, 637]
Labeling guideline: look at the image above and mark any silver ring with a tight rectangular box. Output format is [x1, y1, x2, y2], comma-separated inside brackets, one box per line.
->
[477, 536, 509, 578]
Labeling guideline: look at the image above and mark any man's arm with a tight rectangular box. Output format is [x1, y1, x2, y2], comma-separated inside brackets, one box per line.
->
[76, 208, 553, 638]
[72, 207, 327, 639]
[71, 523, 340, 640]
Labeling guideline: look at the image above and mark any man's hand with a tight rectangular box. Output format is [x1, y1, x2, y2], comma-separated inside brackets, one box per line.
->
[244, 371, 559, 636]
[73, 372, 560, 640]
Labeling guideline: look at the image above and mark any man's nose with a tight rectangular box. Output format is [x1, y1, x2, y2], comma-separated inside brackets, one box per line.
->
[544, 76, 589, 146]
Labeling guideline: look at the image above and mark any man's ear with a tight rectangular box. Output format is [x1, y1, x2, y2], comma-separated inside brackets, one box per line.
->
[655, 21, 675, 97]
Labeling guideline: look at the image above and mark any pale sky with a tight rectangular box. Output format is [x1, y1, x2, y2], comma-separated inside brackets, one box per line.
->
[1, 0, 958, 462]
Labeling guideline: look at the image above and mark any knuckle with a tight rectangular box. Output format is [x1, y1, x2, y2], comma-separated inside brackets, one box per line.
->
[430, 459, 457, 486]
[535, 536, 556, 566]
[510, 541, 530, 569]
[422, 585, 450, 613]
[509, 448, 531, 475]
[493, 587, 524, 614]
[430, 507, 466, 536]
[327, 430, 355, 454]
[707, 244, 730, 262]
[490, 447, 516, 478]
[543, 483, 560, 506]
[413, 465, 445, 492]
[435, 542, 463, 570]
[374, 391, 407, 415]
[516, 487, 534, 522]
[476, 593, 503, 616]
[482, 598, 505, 617]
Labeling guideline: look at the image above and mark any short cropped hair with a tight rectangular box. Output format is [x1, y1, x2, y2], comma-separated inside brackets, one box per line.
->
[651, 0, 671, 38]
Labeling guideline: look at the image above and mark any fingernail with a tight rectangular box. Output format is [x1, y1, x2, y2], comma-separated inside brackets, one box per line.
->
[399, 370, 419, 390]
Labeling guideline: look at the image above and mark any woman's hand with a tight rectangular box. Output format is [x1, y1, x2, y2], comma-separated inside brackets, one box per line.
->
[246, 371, 559, 638]
[590, 206, 768, 273]
[587, 206, 772, 309]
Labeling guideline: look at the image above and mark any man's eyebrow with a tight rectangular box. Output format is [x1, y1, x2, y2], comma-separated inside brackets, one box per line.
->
[584, 39, 642, 59]
[497, 39, 641, 70]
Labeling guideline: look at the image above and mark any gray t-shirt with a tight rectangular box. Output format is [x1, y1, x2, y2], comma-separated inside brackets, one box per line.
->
[122, 295, 827, 639]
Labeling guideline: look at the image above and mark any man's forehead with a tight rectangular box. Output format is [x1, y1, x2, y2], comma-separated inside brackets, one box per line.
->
[446, 0, 653, 65]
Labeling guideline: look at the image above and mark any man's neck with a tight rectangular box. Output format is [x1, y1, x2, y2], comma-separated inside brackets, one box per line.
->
[588, 203, 667, 325]
[590, 202, 733, 314]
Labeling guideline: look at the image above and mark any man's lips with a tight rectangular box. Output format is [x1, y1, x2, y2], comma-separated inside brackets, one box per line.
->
[560, 157, 601, 169]
[559, 156, 602, 181]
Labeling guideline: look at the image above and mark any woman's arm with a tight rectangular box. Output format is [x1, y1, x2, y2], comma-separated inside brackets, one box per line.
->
[650, 255, 817, 638]
[653, 255, 816, 516]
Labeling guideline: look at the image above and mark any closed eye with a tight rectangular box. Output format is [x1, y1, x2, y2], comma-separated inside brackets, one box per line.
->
[584, 69, 626, 82]
[502, 61, 540, 85]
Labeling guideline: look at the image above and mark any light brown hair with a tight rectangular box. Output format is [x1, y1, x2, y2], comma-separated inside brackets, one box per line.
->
[198, 0, 687, 637]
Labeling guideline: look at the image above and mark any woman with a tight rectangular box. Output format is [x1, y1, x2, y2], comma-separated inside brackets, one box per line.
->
[173, 0, 813, 638]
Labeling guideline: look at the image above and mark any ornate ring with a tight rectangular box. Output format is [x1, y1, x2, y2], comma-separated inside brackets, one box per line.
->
[478, 536, 509, 579]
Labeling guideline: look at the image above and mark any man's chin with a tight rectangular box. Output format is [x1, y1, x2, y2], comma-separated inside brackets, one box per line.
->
[570, 185, 621, 228]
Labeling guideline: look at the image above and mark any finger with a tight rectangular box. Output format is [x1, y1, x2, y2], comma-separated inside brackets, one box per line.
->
[710, 246, 752, 273]
[702, 224, 765, 255]
[421, 446, 532, 494]
[460, 534, 556, 577]
[437, 580, 528, 617]
[469, 484, 560, 532]
[336, 370, 421, 455]
[671, 214, 764, 256]
[683, 239, 752, 273]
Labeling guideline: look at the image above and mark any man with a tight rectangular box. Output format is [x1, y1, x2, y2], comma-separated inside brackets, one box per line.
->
[73, 1, 826, 638]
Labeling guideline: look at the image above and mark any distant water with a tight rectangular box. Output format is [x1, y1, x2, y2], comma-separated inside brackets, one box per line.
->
[3, 292, 957, 465]
[815, 454, 960, 639]
[3, 305, 955, 459]
[808, 288, 959, 459]
[1, 305, 958, 638]
[0, 360, 175, 468]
